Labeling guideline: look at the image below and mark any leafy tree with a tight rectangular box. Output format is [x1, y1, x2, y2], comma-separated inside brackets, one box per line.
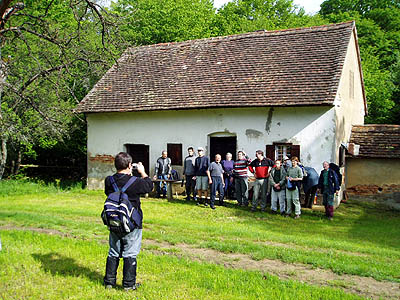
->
[0, 0, 122, 179]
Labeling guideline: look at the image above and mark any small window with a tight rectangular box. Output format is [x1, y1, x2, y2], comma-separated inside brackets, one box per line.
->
[266, 143, 300, 161]
[167, 143, 182, 165]
[349, 70, 354, 100]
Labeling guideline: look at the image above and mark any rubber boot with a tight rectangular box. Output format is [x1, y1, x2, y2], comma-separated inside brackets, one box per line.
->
[122, 257, 138, 290]
[104, 256, 119, 288]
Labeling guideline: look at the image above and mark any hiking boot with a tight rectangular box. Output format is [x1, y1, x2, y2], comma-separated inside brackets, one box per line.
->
[210, 205, 216, 210]
[294, 214, 300, 219]
[104, 256, 119, 288]
[122, 257, 137, 290]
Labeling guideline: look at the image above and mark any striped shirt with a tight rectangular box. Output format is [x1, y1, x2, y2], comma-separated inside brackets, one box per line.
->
[233, 158, 250, 178]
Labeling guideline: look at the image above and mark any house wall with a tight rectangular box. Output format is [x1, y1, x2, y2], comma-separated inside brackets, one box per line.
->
[86, 106, 336, 189]
[346, 158, 400, 194]
[334, 30, 365, 164]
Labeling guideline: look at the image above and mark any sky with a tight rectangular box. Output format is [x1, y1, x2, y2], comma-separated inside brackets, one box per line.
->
[213, 0, 324, 15]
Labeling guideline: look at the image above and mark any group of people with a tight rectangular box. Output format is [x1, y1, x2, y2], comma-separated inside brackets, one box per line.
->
[179, 147, 341, 220]
[102, 150, 341, 291]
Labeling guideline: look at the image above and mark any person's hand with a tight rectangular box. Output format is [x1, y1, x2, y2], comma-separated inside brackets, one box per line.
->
[209, 178, 212, 184]
[274, 183, 278, 188]
[336, 191, 339, 195]
[136, 162, 147, 177]
[193, 176, 196, 180]
[153, 175, 157, 180]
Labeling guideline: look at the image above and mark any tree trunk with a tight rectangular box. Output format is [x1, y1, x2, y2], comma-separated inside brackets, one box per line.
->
[14, 148, 21, 175]
[0, 137, 7, 180]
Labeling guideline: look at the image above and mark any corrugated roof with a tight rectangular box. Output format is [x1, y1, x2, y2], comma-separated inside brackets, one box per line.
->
[76, 21, 356, 113]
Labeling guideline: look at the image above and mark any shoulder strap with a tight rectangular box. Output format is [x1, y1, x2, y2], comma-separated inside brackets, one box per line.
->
[109, 176, 119, 193]
[121, 176, 137, 193]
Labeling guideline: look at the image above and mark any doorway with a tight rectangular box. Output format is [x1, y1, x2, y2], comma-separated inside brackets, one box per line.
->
[210, 136, 237, 161]
[125, 144, 150, 174]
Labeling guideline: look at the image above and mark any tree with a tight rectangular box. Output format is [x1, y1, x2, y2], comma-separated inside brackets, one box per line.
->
[0, 0, 123, 179]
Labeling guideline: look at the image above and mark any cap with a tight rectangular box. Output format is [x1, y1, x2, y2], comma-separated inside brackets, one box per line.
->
[198, 147, 204, 151]
[284, 156, 289, 160]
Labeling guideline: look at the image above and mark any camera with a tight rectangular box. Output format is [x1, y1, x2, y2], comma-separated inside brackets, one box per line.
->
[132, 163, 139, 170]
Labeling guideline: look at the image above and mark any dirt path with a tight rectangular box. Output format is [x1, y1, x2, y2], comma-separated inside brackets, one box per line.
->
[143, 239, 400, 300]
[1, 226, 399, 299]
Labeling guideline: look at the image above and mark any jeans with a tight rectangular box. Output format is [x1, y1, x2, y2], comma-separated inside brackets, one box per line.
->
[224, 174, 234, 198]
[210, 176, 224, 206]
[185, 175, 196, 200]
[156, 174, 169, 196]
[235, 177, 248, 205]
[286, 188, 301, 215]
[271, 189, 286, 212]
[108, 229, 142, 258]
[252, 178, 268, 210]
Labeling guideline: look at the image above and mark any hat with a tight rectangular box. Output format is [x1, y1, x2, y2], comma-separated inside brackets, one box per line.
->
[283, 155, 289, 160]
[197, 147, 204, 151]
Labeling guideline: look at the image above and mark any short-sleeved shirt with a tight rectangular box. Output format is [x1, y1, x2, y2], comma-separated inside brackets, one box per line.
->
[208, 162, 224, 177]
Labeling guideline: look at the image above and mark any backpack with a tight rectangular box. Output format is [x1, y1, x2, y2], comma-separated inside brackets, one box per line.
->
[171, 169, 180, 181]
[329, 163, 342, 185]
[101, 176, 137, 235]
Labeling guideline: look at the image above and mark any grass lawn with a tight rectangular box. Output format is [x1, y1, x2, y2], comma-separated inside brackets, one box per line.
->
[0, 179, 399, 299]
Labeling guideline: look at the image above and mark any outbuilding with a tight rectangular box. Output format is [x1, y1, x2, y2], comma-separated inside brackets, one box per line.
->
[76, 21, 366, 191]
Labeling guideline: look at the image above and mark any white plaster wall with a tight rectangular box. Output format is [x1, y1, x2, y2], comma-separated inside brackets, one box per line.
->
[87, 106, 336, 189]
[334, 30, 366, 162]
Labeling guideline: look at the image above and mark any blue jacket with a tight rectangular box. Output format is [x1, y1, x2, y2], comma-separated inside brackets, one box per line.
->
[318, 169, 340, 195]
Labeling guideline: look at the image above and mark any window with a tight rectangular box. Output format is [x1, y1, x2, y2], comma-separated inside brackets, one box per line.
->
[167, 143, 182, 165]
[349, 70, 354, 100]
[266, 143, 300, 161]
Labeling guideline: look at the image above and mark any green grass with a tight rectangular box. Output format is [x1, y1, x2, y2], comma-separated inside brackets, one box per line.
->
[0, 179, 399, 299]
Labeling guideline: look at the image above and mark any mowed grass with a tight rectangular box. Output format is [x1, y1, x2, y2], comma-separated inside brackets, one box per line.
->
[0, 179, 399, 299]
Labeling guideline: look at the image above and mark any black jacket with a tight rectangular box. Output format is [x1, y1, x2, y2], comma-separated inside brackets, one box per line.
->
[104, 173, 153, 229]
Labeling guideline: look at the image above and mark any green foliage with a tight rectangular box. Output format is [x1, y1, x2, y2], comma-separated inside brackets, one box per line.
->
[320, 0, 400, 123]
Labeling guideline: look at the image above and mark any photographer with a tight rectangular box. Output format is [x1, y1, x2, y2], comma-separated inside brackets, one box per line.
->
[103, 152, 153, 291]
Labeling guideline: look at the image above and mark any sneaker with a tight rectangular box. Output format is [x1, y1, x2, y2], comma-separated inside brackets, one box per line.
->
[105, 285, 114, 289]
[204, 202, 209, 207]
[210, 205, 216, 210]
[327, 217, 333, 221]
[124, 283, 141, 291]
[294, 214, 300, 219]
[196, 202, 200, 206]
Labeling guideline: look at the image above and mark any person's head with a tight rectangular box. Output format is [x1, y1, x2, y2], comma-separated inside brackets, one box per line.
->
[226, 152, 232, 161]
[291, 156, 299, 167]
[114, 152, 132, 171]
[188, 147, 194, 156]
[198, 147, 204, 157]
[256, 150, 264, 160]
[215, 154, 221, 162]
[237, 151, 245, 160]
[323, 161, 329, 170]
[284, 155, 290, 162]
[161, 150, 168, 159]
[275, 159, 281, 169]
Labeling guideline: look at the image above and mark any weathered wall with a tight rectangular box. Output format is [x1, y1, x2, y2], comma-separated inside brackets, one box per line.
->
[334, 29, 365, 163]
[86, 106, 336, 189]
[346, 158, 400, 194]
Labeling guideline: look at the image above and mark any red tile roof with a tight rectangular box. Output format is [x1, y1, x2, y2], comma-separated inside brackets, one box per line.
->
[349, 125, 400, 158]
[76, 21, 357, 113]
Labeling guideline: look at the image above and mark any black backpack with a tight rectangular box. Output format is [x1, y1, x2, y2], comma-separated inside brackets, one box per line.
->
[101, 176, 137, 235]
[171, 169, 180, 181]
[329, 163, 342, 184]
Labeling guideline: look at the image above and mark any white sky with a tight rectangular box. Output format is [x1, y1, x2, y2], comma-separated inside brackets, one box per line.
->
[214, 0, 324, 15]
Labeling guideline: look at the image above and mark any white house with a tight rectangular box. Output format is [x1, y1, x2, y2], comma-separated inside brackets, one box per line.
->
[76, 21, 366, 190]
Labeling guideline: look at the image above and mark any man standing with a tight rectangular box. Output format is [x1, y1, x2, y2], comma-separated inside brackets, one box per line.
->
[153, 150, 171, 198]
[104, 152, 153, 291]
[208, 154, 225, 209]
[221, 152, 235, 199]
[194, 147, 210, 206]
[318, 161, 340, 220]
[233, 151, 251, 206]
[183, 147, 196, 201]
[285, 156, 303, 219]
[249, 150, 274, 212]
[269, 159, 287, 215]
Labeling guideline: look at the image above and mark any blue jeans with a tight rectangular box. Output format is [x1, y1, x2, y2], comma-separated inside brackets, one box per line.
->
[108, 229, 142, 258]
[157, 174, 169, 196]
[210, 176, 224, 206]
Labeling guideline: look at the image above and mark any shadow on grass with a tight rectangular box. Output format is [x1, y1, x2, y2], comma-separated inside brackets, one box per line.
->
[32, 252, 103, 283]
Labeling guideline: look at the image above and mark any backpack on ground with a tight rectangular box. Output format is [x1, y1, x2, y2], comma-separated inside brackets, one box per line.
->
[171, 169, 180, 181]
[101, 176, 137, 235]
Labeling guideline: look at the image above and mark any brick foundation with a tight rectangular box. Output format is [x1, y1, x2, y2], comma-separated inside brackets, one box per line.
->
[346, 184, 400, 195]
